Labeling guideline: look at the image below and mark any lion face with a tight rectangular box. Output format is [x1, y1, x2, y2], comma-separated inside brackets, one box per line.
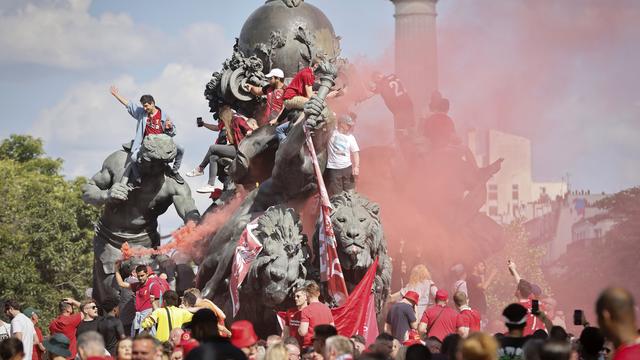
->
[330, 193, 381, 271]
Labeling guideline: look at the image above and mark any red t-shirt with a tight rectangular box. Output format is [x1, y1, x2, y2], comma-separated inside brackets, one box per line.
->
[285, 308, 304, 347]
[456, 308, 481, 333]
[419, 304, 458, 342]
[131, 279, 162, 312]
[49, 313, 82, 359]
[263, 86, 285, 125]
[300, 302, 334, 347]
[283, 67, 314, 100]
[144, 109, 163, 136]
[33, 326, 43, 360]
[614, 343, 640, 360]
[519, 299, 546, 336]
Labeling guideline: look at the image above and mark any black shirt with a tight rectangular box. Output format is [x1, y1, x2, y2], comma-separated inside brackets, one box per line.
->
[76, 319, 100, 337]
[98, 315, 125, 356]
[467, 274, 487, 315]
[186, 338, 247, 360]
[498, 336, 531, 360]
[386, 302, 416, 341]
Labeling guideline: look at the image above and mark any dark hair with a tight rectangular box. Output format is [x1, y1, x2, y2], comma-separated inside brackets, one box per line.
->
[549, 326, 569, 343]
[502, 303, 528, 331]
[102, 297, 120, 313]
[162, 291, 179, 307]
[58, 300, 72, 314]
[406, 344, 431, 360]
[579, 327, 605, 356]
[517, 280, 533, 298]
[531, 329, 549, 340]
[441, 334, 461, 356]
[596, 287, 636, 322]
[139, 95, 155, 105]
[182, 292, 198, 307]
[0, 338, 24, 360]
[375, 333, 394, 343]
[3, 300, 20, 312]
[314, 325, 337, 341]
[357, 353, 387, 360]
[191, 309, 219, 341]
[135, 265, 148, 274]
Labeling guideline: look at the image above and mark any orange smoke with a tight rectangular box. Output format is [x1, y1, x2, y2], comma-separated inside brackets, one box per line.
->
[122, 189, 248, 261]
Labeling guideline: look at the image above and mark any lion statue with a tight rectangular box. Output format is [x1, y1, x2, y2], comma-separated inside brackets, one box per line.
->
[214, 205, 308, 338]
[313, 192, 392, 315]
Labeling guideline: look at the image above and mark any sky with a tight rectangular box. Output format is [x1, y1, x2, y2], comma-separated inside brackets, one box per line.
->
[1, 0, 639, 232]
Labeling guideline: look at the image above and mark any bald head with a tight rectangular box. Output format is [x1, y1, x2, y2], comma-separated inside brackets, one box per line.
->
[597, 287, 636, 323]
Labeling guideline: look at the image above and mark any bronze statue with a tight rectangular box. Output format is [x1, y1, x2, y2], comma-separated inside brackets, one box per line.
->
[82, 134, 200, 305]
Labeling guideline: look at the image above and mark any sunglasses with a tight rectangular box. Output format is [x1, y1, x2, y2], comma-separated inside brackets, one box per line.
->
[85, 305, 97, 310]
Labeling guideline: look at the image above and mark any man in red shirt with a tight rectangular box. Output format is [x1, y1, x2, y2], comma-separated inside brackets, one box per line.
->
[245, 68, 287, 126]
[283, 57, 323, 110]
[48, 299, 84, 359]
[453, 291, 481, 338]
[597, 287, 640, 360]
[298, 281, 334, 350]
[114, 262, 162, 336]
[283, 288, 308, 346]
[418, 289, 458, 342]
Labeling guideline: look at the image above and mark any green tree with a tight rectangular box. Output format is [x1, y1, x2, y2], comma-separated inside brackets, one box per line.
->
[485, 219, 551, 320]
[0, 135, 100, 324]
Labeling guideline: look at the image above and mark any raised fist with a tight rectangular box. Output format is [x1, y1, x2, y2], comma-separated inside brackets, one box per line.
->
[106, 182, 131, 203]
[303, 96, 326, 129]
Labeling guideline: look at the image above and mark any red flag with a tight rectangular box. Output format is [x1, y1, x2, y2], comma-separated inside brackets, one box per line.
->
[304, 127, 349, 305]
[229, 220, 262, 317]
[331, 258, 379, 345]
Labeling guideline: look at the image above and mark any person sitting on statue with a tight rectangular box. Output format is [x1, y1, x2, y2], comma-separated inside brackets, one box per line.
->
[324, 113, 360, 197]
[109, 86, 185, 184]
[81, 134, 200, 310]
[244, 68, 287, 127]
[367, 72, 416, 135]
[421, 91, 456, 148]
[283, 56, 323, 110]
[186, 104, 255, 194]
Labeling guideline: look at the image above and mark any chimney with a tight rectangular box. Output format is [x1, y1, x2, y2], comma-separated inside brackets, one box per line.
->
[390, 0, 439, 117]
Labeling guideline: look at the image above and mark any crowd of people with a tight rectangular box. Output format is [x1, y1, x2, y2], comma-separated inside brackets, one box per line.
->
[2, 281, 639, 360]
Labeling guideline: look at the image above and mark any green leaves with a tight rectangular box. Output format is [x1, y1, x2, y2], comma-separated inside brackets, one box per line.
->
[0, 135, 99, 325]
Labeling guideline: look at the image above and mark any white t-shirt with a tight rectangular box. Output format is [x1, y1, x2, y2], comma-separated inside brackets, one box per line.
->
[327, 130, 359, 170]
[11, 313, 35, 360]
[0, 320, 11, 341]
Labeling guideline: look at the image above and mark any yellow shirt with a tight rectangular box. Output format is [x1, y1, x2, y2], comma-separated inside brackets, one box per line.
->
[141, 306, 193, 342]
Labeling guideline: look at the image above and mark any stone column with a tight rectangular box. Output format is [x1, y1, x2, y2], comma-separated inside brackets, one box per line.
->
[390, 0, 439, 116]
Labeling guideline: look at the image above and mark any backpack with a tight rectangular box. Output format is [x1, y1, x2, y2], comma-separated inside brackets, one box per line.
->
[148, 276, 171, 306]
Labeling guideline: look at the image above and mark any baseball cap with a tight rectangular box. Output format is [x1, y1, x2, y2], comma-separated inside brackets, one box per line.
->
[23, 307, 39, 318]
[44, 333, 72, 358]
[403, 291, 420, 305]
[435, 289, 448, 301]
[265, 68, 285, 79]
[338, 114, 355, 126]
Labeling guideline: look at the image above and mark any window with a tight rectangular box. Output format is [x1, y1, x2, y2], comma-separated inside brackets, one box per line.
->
[594, 228, 603, 238]
[512, 184, 519, 201]
[489, 206, 498, 216]
[488, 184, 498, 201]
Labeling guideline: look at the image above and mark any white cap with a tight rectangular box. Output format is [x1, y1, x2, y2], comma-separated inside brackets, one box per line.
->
[265, 68, 285, 79]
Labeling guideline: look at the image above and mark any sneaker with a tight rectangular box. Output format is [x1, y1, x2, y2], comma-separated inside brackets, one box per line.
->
[168, 170, 185, 184]
[186, 168, 204, 177]
[196, 184, 218, 193]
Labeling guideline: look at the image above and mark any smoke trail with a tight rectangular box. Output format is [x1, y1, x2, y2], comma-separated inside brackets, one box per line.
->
[122, 189, 247, 260]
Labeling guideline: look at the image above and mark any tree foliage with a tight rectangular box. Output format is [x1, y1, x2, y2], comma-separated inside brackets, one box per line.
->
[485, 219, 551, 320]
[0, 135, 100, 324]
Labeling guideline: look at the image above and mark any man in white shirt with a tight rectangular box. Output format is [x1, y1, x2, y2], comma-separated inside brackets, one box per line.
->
[325, 114, 360, 197]
[4, 300, 38, 360]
